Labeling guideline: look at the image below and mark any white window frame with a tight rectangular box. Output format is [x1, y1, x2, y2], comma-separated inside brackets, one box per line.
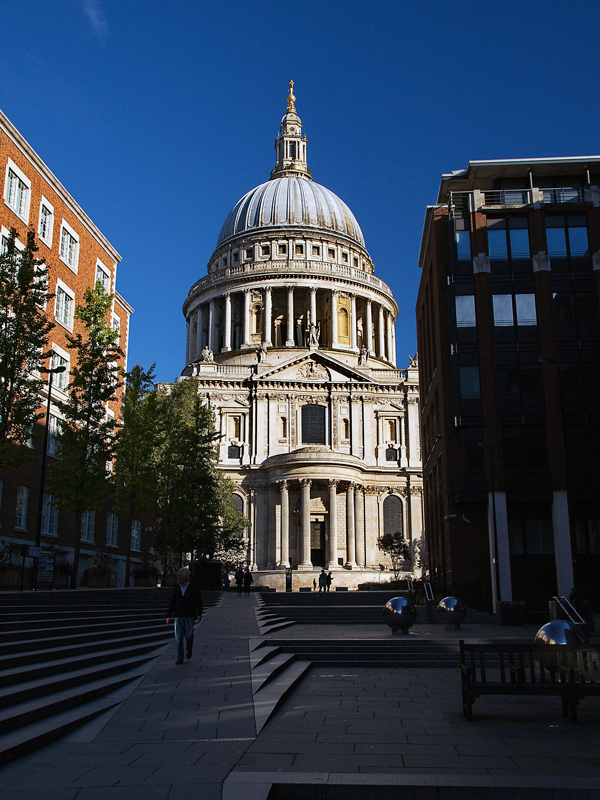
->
[111, 313, 121, 344]
[59, 219, 79, 273]
[4, 159, 31, 223]
[38, 196, 55, 248]
[1, 224, 25, 254]
[95, 259, 111, 293]
[47, 414, 61, 457]
[50, 343, 70, 393]
[54, 278, 75, 331]
[81, 510, 95, 543]
[131, 520, 141, 552]
[41, 492, 59, 537]
[106, 512, 119, 548]
[15, 485, 29, 530]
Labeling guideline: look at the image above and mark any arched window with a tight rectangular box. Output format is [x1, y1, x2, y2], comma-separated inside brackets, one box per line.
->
[302, 404, 326, 444]
[338, 307, 349, 338]
[386, 419, 396, 442]
[279, 416, 288, 439]
[232, 494, 245, 538]
[252, 304, 263, 335]
[383, 495, 403, 538]
[342, 418, 350, 440]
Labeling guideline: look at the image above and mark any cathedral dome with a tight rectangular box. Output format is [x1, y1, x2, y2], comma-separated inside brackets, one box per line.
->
[216, 177, 365, 248]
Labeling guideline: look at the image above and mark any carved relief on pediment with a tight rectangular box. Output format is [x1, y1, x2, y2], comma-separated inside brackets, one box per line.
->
[296, 361, 329, 381]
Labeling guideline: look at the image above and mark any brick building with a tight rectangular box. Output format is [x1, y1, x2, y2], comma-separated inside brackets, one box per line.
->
[417, 157, 600, 613]
[0, 109, 151, 588]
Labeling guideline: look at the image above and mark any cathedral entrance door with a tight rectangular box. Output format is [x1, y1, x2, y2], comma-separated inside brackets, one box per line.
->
[310, 520, 326, 568]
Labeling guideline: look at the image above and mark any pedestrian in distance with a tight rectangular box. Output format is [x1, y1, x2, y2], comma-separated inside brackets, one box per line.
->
[223, 572, 230, 591]
[312, 577, 317, 591]
[243, 568, 254, 596]
[326, 571, 333, 592]
[235, 567, 244, 596]
[166, 568, 203, 665]
[318, 569, 327, 593]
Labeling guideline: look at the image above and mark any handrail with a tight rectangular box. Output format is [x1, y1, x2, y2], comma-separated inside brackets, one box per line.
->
[553, 595, 586, 626]
[424, 581, 434, 602]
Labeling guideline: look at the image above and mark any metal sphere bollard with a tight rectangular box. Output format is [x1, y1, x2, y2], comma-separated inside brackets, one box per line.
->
[437, 596, 467, 629]
[383, 596, 417, 635]
[535, 620, 586, 646]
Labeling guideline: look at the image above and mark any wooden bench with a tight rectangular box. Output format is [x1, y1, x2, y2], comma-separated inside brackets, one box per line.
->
[460, 640, 600, 722]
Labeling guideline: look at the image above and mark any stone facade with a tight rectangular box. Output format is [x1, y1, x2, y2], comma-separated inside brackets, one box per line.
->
[178, 85, 423, 588]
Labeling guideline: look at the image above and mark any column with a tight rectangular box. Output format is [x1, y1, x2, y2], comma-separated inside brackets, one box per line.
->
[391, 317, 396, 366]
[488, 491, 512, 611]
[185, 318, 191, 364]
[243, 289, 251, 348]
[386, 312, 393, 365]
[267, 483, 277, 569]
[300, 478, 312, 568]
[331, 290, 339, 347]
[350, 293, 358, 351]
[208, 299, 215, 352]
[264, 287, 272, 346]
[366, 300, 373, 355]
[221, 294, 231, 352]
[378, 305, 385, 358]
[355, 486, 365, 567]
[286, 287, 295, 346]
[552, 490, 574, 598]
[310, 287, 317, 328]
[345, 483, 356, 568]
[327, 479, 338, 568]
[279, 480, 290, 568]
[193, 308, 201, 358]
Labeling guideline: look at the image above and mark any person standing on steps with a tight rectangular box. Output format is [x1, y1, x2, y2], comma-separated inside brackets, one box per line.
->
[326, 571, 333, 592]
[318, 569, 327, 593]
[235, 567, 244, 596]
[243, 567, 253, 596]
[166, 568, 203, 665]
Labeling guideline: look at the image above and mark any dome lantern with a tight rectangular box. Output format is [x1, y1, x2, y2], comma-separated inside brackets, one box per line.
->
[270, 80, 312, 180]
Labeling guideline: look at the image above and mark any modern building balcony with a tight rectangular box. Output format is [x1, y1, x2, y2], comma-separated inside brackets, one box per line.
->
[449, 186, 597, 212]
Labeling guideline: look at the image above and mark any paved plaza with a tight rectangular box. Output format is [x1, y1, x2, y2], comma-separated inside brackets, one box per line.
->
[1, 592, 599, 799]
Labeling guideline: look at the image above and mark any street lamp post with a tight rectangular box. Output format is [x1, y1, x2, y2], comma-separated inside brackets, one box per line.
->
[32, 358, 66, 590]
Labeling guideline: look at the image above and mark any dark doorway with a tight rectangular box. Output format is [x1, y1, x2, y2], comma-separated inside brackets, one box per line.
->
[311, 520, 326, 567]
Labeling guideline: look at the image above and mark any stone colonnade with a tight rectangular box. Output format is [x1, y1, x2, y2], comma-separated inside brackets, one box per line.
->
[186, 285, 396, 364]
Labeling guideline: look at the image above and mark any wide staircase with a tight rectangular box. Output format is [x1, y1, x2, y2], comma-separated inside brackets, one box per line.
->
[0, 588, 222, 765]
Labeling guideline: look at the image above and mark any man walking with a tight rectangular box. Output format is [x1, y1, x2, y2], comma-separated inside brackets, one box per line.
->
[166, 568, 203, 665]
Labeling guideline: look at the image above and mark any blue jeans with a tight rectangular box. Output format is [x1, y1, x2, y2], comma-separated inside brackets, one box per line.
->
[173, 617, 195, 660]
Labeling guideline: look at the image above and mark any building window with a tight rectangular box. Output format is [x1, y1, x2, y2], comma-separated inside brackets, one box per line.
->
[342, 252, 348, 263]
[342, 418, 350, 440]
[261, 244, 270, 257]
[38, 198, 54, 246]
[50, 350, 69, 391]
[301, 404, 326, 444]
[106, 512, 119, 547]
[81, 511, 95, 542]
[232, 251, 239, 263]
[386, 448, 398, 462]
[279, 243, 287, 255]
[15, 485, 28, 530]
[493, 295, 513, 326]
[47, 415, 61, 456]
[111, 314, 121, 343]
[312, 245, 320, 257]
[245, 248, 253, 260]
[456, 230, 471, 261]
[295, 243, 304, 255]
[131, 520, 141, 551]
[459, 366, 480, 399]
[228, 416, 241, 440]
[95, 261, 111, 293]
[353, 256, 359, 267]
[228, 445, 241, 459]
[546, 215, 589, 260]
[328, 248, 335, 259]
[55, 282, 75, 329]
[279, 416, 288, 439]
[493, 294, 537, 326]
[383, 495, 403, 538]
[41, 493, 58, 536]
[515, 294, 536, 326]
[487, 216, 530, 261]
[59, 221, 79, 272]
[4, 161, 31, 221]
[455, 295, 476, 327]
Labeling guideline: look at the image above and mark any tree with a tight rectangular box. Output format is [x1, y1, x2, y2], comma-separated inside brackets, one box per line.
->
[50, 283, 122, 588]
[113, 363, 161, 584]
[377, 531, 411, 580]
[152, 379, 249, 572]
[0, 228, 53, 467]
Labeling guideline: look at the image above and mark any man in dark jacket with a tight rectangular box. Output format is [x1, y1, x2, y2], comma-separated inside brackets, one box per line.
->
[166, 568, 203, 665]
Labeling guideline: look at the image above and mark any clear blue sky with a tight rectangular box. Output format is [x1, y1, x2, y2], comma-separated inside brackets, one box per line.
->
[2, 1, 599, 382]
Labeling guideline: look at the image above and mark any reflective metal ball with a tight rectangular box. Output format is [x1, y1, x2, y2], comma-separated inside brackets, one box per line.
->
[437, 596, 467, 628]
[383, 596, 417, 634]
[535, 620, 586, 646]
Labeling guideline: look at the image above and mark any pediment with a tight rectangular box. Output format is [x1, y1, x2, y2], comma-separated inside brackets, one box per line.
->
[256, 351, 376, 384]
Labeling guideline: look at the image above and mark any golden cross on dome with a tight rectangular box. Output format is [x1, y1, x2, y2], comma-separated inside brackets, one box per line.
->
[287, 79, 296, 112]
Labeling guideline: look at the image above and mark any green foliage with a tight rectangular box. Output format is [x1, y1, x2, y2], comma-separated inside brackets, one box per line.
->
[50, 283, 123, 587]
[377, 531, 411, 579]
[152, 379, 250, 568]
[0, 228, 54, 467]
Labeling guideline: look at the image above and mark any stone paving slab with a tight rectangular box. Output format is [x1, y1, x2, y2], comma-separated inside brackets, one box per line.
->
[1, 594, 600, 799]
